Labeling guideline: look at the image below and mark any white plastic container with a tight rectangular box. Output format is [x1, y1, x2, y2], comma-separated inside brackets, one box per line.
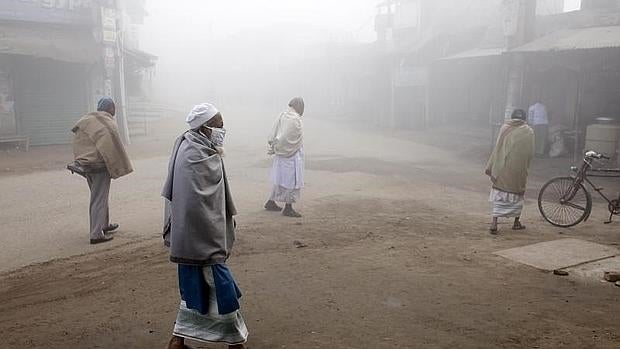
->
[585, 121, 620, 158]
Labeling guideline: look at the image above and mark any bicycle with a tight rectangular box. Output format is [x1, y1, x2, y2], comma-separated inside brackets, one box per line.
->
[538, 151, 620, 227]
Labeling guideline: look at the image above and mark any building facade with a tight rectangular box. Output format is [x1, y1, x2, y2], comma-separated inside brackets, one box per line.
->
[0, 0, 155, 146]
[510, 0, 620, 158]
[375, 0, 504, 129]
[371, 0, 620, 159]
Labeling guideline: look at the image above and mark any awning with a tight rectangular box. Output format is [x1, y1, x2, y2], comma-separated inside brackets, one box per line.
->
[0, 24, 99, 64]
[512, 26, 620, 53]
[440, 47, 505, 61]
[123, 47, 157, 68]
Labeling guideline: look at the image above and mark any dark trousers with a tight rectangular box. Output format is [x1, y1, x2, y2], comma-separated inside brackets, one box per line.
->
[534, 124, 548, 156]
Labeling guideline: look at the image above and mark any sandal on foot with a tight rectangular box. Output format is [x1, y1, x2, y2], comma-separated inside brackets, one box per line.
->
[512, 224, 526, 230]
[489, 227, 498, 235]
[283, 209, 302, 218]
[264, 200, 282, 212]
[90, 235, 114, 244]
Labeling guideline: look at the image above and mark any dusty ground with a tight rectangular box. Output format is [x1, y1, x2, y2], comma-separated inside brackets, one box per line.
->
[0, 111, 618, 349]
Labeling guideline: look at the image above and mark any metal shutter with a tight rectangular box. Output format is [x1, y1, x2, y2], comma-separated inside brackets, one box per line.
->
[13, 57, 88, 146]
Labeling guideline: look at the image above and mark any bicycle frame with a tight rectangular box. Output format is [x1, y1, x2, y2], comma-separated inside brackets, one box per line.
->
[538, 152, 620, 227]
[566, 156, 620, 223]
[561, 159, 590, 204]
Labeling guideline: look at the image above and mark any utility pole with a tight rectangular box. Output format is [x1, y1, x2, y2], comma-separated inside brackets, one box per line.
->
[502, 0, 537, 119]
[114, 0, 130, 145]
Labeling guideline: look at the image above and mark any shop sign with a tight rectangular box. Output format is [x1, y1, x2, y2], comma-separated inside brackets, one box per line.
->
[0, 0, 94, 25]
[104, 79, 113, 97]
[101, 7, 117, 43]
[502, 0, 520, 37]
[103, 29, 117, 43]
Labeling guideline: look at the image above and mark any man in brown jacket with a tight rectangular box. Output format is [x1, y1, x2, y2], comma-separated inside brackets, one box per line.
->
[68, 97, 133, 244]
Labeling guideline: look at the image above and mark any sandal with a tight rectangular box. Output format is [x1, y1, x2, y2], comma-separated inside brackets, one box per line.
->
[264, 200, 282, 212]
[512, 223, 526, 230]
[489, 227, 498, 235]
[283, 208, 302, 218]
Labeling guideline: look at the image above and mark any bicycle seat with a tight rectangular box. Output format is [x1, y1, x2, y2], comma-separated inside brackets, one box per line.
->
[585, 150, 610, 160]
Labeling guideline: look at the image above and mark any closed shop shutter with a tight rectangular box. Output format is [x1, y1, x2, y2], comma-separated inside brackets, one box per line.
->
[13, 57, 88, 146]
[0, 65, 17, 136]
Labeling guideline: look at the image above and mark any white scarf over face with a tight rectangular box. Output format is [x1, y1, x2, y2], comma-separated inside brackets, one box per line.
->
[267, 107, 303, 158]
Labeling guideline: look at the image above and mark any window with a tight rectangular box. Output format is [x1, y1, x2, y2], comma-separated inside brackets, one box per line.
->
[537, 0, 566, 15]
[564, 0, 582, 12]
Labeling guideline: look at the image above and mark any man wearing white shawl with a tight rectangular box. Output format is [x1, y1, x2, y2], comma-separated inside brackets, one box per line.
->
[264, 97, 305, 217]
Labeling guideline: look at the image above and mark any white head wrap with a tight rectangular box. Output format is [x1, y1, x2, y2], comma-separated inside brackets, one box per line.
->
[186, 103, 219, 129]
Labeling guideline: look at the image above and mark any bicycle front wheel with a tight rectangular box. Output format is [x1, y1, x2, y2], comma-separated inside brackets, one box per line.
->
[538, 177, 592, 228]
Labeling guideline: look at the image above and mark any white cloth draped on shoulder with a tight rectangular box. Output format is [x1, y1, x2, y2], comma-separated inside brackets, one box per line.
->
[267, 107, 303, 158]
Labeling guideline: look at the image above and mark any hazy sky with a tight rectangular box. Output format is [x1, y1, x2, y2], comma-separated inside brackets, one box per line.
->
[142, 0, 378, 45]
[140, 0, 380, 107]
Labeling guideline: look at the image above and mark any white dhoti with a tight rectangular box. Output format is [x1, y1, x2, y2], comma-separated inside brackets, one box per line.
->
[489, 188, 524, 218]
[269, 149, 304, 204]
[173, 267, 248, 345]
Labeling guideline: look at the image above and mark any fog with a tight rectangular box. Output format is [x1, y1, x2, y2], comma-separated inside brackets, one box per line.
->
[3, 2, 620, 347]
[140, 0, 378, 114]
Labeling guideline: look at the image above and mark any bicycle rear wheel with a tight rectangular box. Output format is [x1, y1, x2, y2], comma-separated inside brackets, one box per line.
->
[538, 177, 592, 227]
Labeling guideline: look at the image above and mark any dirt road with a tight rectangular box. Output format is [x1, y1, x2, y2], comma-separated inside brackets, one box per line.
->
[0, 114, 618, 349]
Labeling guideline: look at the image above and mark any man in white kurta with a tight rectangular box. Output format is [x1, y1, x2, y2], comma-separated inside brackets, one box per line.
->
[528, 102, 549, 157]
[264, 97, 305, 218]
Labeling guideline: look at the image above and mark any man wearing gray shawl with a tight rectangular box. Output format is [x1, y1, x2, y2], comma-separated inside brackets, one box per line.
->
[162, 103, 248, 349]
[264, 97, 305, 217]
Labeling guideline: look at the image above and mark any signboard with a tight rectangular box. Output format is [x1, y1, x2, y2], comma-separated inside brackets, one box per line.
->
[104, 46, 115, 57]
[101, 7, 117, 43]
[104, 46, 115, 70]
[0, 0, 94, 25]
[104, 79, 112, 97]
[103, 29, 117, 43]
[104, 55, 115, 69]
[502, 0, 520, 36]
[101, 7, 116, 29]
